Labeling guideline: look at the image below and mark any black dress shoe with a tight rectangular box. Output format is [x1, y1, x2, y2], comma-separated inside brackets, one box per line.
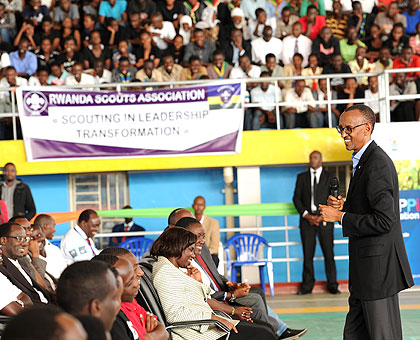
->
[328, 288, 341, 294]
[278, 328, 308, 339]
[296, 290, 311, 295]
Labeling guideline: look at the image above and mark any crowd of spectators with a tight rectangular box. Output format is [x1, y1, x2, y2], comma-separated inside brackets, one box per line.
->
[0, 0, 420, 135]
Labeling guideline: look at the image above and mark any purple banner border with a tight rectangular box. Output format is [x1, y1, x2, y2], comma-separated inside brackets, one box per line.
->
[29, 131, 239, 160]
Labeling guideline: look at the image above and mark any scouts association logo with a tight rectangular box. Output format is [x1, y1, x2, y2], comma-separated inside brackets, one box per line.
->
[23, 91, 48, 116]
[217, 85, 235, 107]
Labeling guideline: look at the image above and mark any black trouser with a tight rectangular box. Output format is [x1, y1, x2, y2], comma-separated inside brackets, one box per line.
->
[219, 319, 277, 340]
[300, 223, 338, 293]
[344, 293, 402, 340]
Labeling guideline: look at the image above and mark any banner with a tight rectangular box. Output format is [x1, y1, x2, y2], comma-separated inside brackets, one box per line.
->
[17, 81, 245, 161]
[400, 190, 420, 285]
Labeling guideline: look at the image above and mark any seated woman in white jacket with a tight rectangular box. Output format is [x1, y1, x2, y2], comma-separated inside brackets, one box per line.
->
[150, 228, 282, 340]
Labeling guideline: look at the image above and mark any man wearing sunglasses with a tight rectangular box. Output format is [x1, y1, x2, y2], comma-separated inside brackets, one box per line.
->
[320, 104, 413, 340]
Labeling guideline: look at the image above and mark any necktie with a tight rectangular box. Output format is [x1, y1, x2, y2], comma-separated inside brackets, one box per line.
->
[312, 171, 318, 212]
[121, 225, 130, 243]
[294, 38, 299, 54]
[195, 255, 223, 292]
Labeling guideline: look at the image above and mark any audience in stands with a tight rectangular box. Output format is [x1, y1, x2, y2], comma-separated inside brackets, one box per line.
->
[389, 72, 417, 121]
[284, 79, 316, 129]
[0, 0, 420, 138]
[365, 75, 380, 119]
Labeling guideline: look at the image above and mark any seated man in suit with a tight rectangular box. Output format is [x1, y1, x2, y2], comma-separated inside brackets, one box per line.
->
[0, 238, 33, 315]
[192, 196, 220, 266]
[33, 214, 67, 279]
[56, 260, 121, 333]
[0, 222, 51, 304]
[110, 205, 145, 246]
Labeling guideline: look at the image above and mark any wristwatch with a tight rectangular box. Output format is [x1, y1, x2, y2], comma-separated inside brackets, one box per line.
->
[15, 299, 24, 308]
[229, 293, 236, 303]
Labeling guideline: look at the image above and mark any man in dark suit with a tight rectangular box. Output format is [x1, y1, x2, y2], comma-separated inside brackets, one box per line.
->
[0, 222, 51, 304]
[223, 28, 252, 66]
[109, 205, 145, 246]
[293, 151, 339, 295]
[320, 104, 413, 340]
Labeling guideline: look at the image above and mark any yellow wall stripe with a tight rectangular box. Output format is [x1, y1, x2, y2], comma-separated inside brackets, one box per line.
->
[0, 129, 351, 176]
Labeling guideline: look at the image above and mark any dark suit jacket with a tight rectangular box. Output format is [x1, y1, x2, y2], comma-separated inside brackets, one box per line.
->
[110, 310, 136, 340]
[0, 179, 36, 220]
[110, 223, 145, 246]
[342, 141, 413, 300]
[223, 40, 252, 66]
[293, 168, 334, 228]
[198, 244, 229, 301]
[0, 256, 51, 303]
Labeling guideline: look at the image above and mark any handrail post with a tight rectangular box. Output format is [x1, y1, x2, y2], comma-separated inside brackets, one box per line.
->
[384, 71, 391, 123]
[274, 80, 281, 130]
[326, 77, 332, 128]
[11, 90, 17, 140]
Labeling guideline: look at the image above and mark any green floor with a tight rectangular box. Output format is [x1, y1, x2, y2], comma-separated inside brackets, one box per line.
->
[280, 311, 420, 340]
[269, 289, 420, 340]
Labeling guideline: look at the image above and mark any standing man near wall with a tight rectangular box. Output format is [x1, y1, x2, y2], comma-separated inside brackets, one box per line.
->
[293, 151, 339, 295]
[192, 196, 220, 266]
[0, 163, 36, 221]
[320, 104, 413, 339]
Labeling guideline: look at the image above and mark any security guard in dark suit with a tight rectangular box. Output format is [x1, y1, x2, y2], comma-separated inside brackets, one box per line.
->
[293, 151, 339, 295]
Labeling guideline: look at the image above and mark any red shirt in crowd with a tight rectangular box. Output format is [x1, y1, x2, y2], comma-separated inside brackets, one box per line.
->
[121, 300, 156, 340]
[298, 15, 326, 40]
[393, 55, 420, 79]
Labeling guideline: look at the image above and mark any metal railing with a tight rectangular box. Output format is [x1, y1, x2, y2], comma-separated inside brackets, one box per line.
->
[1, 67, 419, 140]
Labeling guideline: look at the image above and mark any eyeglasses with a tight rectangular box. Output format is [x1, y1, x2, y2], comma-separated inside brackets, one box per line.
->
[336, 122, 368, 135]
[5, 236, 32, 243]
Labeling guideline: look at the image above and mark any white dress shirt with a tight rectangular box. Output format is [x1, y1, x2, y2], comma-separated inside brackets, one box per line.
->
[281, 34, 312, 67]
[65, 73, 96, 90]
[0, 272, 22, 310]
[302, 166, 323, 217]
[150, 21, 177, 50]
[284, 87, 315, 113]
[8, 258, 48, 303]
[251, 37, 283, 64]
[247, 17, 277, 40]
[229, 64, 261, 79]
[364, 89, 380, 114]
[42, 239, 68, 278]
[61, 225, 99, 265]
[250, 84, 282, 111]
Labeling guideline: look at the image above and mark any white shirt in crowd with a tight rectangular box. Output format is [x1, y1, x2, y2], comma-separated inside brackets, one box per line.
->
[65, 73, 96, 90]
[324, 0, 353, 12]
[247, 17, 277, 40]
[42, 239, 68, 279]
[0, 272, 22, 310]
[229, 64, 261, 79]
[0, 52, 10, 69]
[150, 21, 177, 50]
[251, 37, 283, 64]
[61, 225, 99, 265]
[0, 76, 27, 100]
[92, 69, 112, 84]
[282, 34, 312, 67]
[284, 87, 315, 113]
[250, 84, 282, 111]
[8, 258, 48, 303]
[364, 89, 380, 114]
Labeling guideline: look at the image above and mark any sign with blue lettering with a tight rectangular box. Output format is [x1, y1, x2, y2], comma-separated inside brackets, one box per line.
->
[400, 190, 420, 285]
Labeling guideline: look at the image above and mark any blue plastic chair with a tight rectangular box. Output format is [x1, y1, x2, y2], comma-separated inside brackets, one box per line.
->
[119, 237, 154, 261]
[224, 233, 274, 296]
